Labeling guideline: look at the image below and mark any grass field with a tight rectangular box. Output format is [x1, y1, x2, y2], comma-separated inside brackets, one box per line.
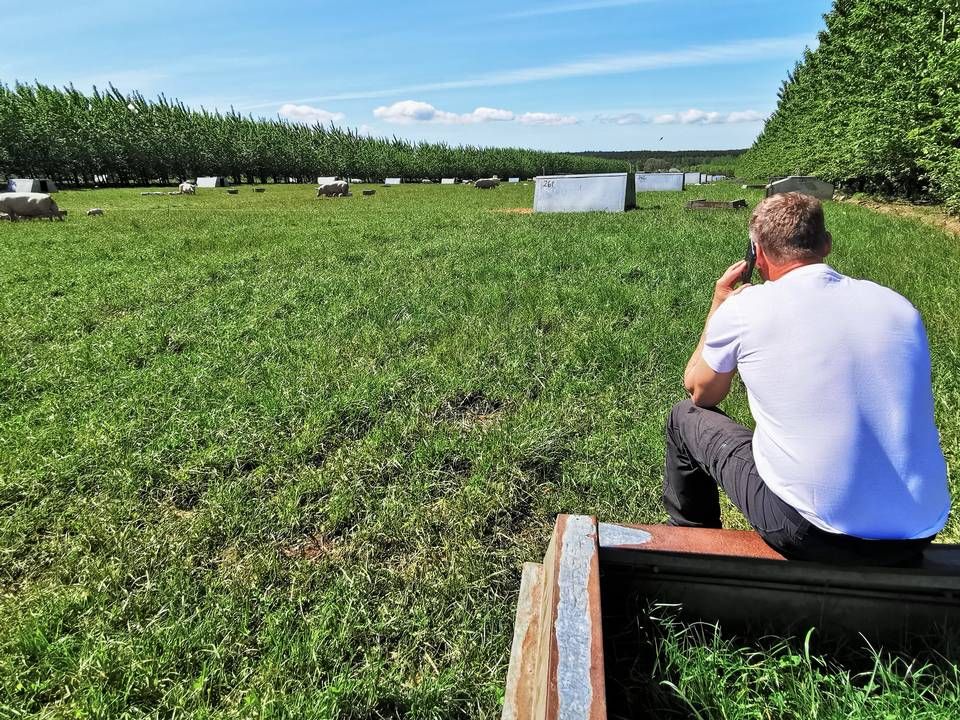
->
[1, 182, 958, 718]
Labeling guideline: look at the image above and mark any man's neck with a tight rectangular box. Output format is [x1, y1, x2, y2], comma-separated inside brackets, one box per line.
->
[766, 258, 824, 282]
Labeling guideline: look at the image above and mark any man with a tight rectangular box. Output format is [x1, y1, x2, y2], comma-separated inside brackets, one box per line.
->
[664, 192, 950, 565]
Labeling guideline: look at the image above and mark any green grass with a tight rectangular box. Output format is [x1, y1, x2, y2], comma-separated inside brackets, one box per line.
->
[1, 182, 958, 718]
[643, 613, 960, 719]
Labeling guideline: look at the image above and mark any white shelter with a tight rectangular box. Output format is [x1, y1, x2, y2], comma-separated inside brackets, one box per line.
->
[6, 178, 58, 193]
[533, 173, 636, 213]
[196, 176, 226, 188]
[384, 178, 401, 185]
[635, 172, 685, 191]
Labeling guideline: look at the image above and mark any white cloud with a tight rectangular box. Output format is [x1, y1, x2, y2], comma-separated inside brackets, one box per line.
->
[279, 103, 345, 124]
[517, 112, 579, 126]
[372, 101, 578, 127]
[470, 106, 515, 122]
[372, 100, 517, 125]
[596, 112, 648, 126]
[373, 100, 438, 123]
[597, 108, 767, 125]
[241, 35, 813, 109]
[654, 109, 724, 124]
[725, 110, 767, 123]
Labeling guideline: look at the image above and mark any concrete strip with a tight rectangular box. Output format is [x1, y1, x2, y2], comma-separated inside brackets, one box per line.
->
[554, 515, 603, 720]
[598, 523, 652, 548]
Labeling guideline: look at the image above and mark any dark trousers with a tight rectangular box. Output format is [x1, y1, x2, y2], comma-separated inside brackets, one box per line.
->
[663, 399, 933, 566]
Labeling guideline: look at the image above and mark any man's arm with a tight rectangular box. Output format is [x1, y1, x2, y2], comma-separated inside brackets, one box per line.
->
[683, 260, 749, 408]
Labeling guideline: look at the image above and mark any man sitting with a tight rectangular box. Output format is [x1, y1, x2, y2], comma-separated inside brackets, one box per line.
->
[664, 192, 950, 565]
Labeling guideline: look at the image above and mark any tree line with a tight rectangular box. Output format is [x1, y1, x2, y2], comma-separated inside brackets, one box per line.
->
[739, 0, 960, 212]
[0, 83, 627, 186]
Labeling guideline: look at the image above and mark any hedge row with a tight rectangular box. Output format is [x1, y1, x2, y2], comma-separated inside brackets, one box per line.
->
[0, 83, 626, 186]
[739, 0, 960, 212]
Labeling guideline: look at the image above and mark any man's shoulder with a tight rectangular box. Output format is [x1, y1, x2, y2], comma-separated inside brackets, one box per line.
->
[844, 275, 920, 317]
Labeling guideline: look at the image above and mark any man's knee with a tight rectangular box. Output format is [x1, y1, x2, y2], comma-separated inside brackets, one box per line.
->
[666, 398, 696, 436]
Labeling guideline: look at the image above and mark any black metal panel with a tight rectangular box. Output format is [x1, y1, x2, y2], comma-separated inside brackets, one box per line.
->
[599, 546, 960, 650]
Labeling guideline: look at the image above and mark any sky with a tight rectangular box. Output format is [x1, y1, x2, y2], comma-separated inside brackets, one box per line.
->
[3, 0, 833, 152]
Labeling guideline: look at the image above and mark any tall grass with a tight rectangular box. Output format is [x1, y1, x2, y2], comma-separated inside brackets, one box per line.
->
[646, 614, 960, 719]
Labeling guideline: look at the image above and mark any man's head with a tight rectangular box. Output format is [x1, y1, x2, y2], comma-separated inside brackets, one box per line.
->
[749, 192, 832, 280]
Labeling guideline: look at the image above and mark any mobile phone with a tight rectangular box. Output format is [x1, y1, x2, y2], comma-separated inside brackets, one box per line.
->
[741, 239, 756, 284]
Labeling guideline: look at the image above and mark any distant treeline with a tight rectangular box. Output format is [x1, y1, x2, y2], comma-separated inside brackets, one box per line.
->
[740, 0, 960, 211]
[574, 149, 745, 174]
[0, 83, 626, 186]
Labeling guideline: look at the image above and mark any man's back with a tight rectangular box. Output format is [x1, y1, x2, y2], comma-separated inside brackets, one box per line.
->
[704, 263, 949, 539]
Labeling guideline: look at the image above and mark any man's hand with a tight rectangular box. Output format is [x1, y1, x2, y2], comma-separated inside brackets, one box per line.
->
[712, 260, 751, 307]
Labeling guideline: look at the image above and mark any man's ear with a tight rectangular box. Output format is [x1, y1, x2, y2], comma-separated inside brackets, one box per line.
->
[755, 239, 768, 264]
[823, 232, 832, 258]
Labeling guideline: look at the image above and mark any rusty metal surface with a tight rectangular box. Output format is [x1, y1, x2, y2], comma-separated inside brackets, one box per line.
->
[600, 522, 960, 572]
[502, 563, 544, 720]
[599, 523, 785, 561]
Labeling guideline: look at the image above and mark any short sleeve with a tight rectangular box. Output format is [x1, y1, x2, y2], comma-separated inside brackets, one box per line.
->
[701, 298, 742, 373]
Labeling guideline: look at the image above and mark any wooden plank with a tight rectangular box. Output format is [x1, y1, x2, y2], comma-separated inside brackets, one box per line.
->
[685, 199, 748, 210]
[502, 562, 544, 720]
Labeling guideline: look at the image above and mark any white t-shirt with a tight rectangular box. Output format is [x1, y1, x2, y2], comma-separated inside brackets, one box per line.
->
[702, 264, 950, 539]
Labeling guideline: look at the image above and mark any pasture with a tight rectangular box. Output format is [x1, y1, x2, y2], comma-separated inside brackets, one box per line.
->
[1, 182, 959, 718]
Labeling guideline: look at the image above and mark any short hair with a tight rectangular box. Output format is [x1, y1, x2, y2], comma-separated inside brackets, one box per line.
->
[749, 192, 830, 262]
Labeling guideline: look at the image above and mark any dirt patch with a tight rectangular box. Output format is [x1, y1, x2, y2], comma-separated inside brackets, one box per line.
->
[280, 533, 340, 561]
[841, 197, 960, 238]
[433, 390, 505, 429]
[170, 484, 201, 511]
[494, 207, 534, 215]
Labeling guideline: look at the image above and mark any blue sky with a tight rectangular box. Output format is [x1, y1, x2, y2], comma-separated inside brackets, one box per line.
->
[4, 0, 833, 151]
